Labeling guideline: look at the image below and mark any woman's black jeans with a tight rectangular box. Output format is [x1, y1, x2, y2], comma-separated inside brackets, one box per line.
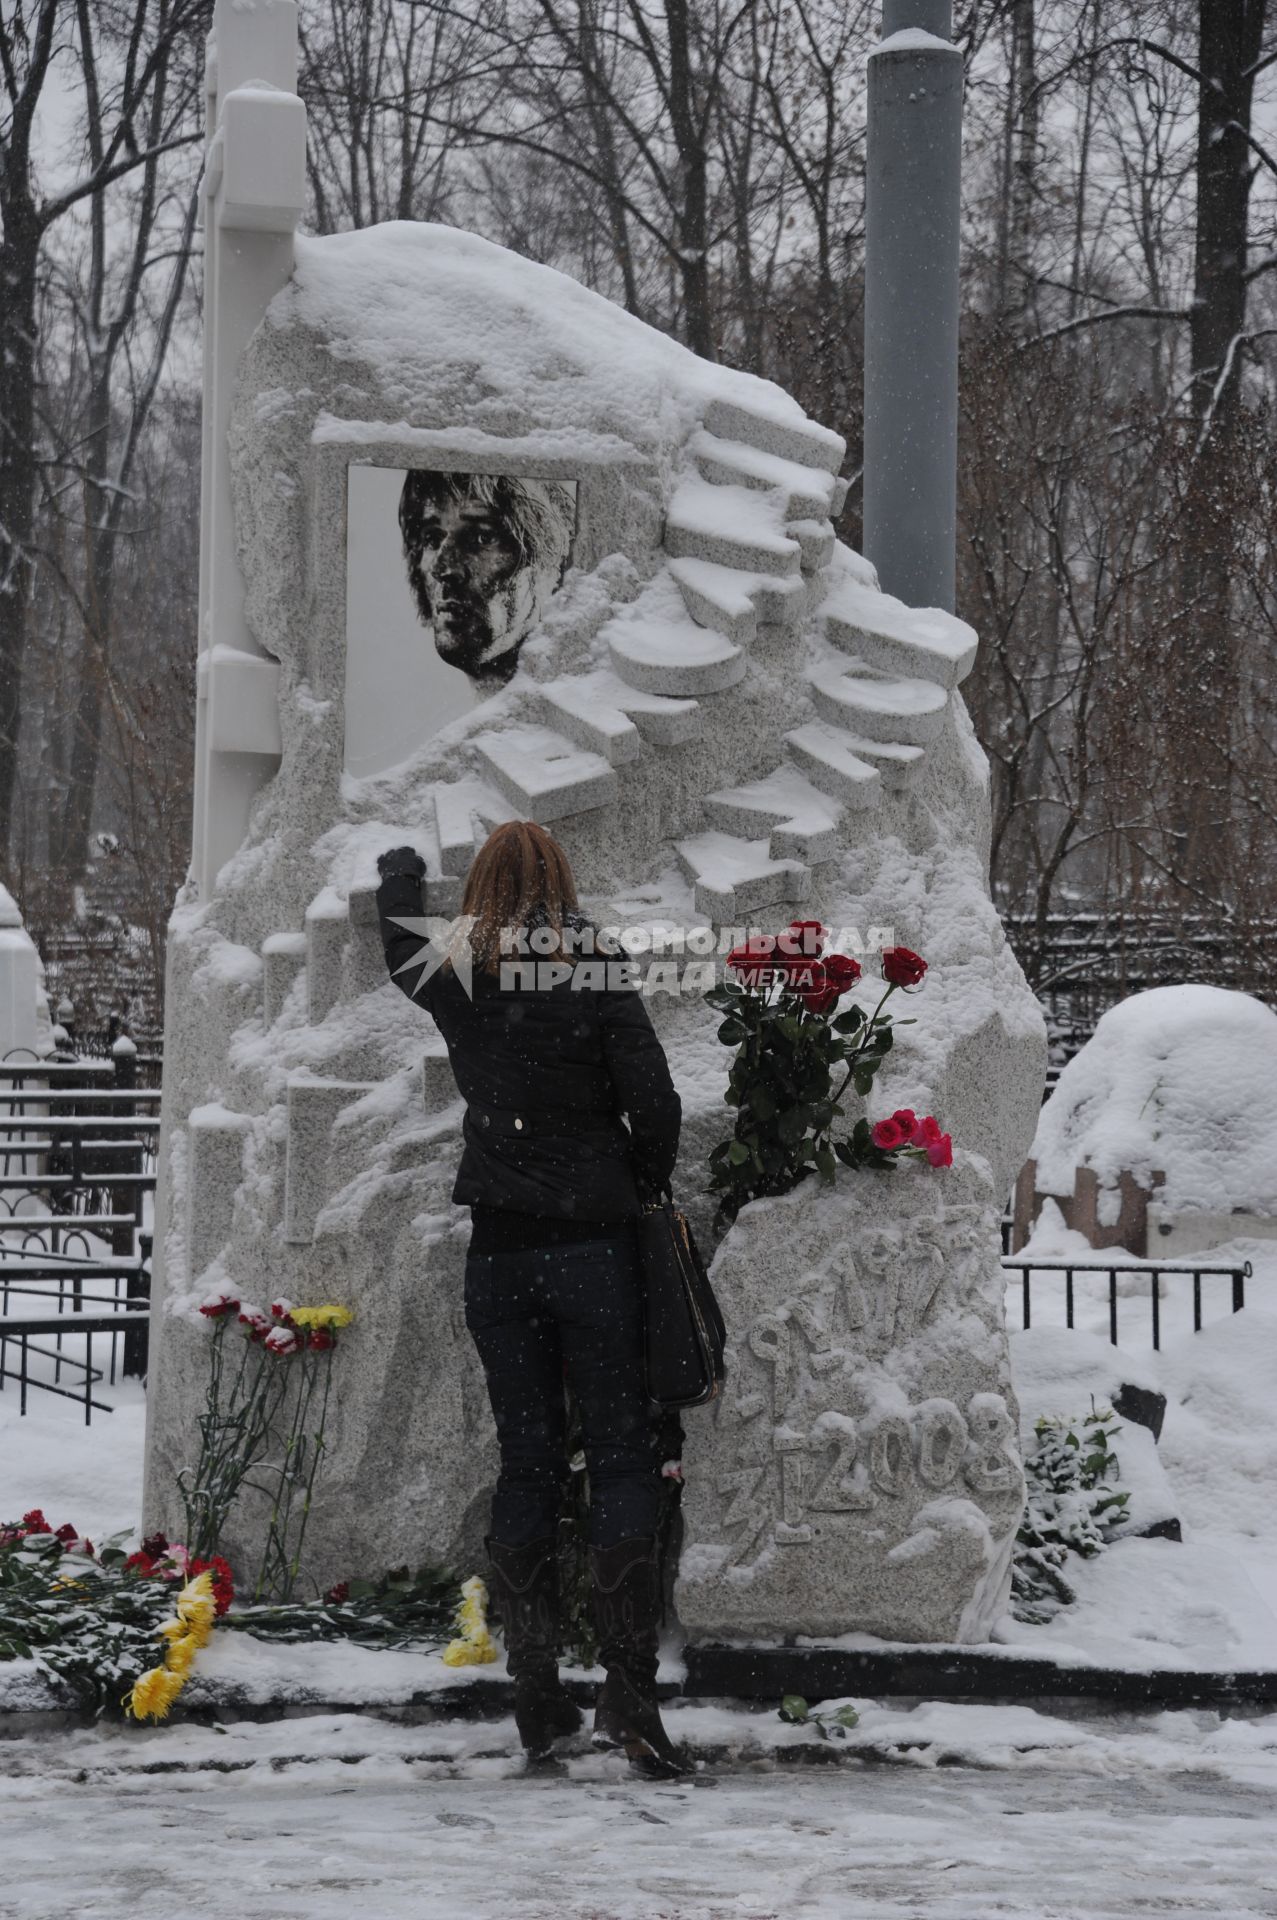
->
[464, 1235, 660, 1549]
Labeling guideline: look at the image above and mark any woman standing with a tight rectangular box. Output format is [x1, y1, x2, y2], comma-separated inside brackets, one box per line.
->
[376, 822, 684, 1773]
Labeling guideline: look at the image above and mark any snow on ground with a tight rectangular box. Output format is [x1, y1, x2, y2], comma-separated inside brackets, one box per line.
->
[4, 1235, 1277, 1916]
[2, 1706, 1277, 1919]
[1008, 1216, 1277, 1625]
[0, 1376, 146, 1540]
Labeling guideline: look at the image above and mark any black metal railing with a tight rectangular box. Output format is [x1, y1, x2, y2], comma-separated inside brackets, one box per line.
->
[0, 1307, 151, 1423]
[0, 1047, 156, 1415]
[1001, 1255, 1252, 1350]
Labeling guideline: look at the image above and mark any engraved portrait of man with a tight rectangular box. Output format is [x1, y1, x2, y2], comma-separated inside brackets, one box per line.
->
[398, 470, 577, 687]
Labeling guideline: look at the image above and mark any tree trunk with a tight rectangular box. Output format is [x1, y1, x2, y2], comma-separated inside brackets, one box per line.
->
[1189, 0, 1263, 440]
[665, 0, 716, 359]
[1173, 0, 1266, 890]
[0, 203, 42, 871]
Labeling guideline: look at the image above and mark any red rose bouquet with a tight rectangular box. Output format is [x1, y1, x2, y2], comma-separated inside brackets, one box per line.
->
[705, 922, 950, 1223]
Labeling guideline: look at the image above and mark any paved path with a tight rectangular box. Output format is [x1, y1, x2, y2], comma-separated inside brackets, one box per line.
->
[3, 1733, 1276, 1920]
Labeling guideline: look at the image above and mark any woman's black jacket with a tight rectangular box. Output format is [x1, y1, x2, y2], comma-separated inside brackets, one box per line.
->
[375, 867, 681, 1222]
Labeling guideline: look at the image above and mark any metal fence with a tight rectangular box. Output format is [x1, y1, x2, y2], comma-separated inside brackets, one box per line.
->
[0, 1045, 157, 1420]
[1003, 910, 1277, 1056]
[1001, 1255, 1251, 1351]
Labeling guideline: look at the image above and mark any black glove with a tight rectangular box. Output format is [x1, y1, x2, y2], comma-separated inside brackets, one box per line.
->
[377, 845, 427, 881]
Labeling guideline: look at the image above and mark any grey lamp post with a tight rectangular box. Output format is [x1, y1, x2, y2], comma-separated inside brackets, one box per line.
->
[863, 0, 964, 614]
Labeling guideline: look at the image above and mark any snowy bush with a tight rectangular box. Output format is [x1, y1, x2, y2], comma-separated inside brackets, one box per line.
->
[1011, 1406, 1131, 1623]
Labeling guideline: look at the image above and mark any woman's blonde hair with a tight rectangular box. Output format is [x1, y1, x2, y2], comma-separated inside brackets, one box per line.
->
[460, 821, 580, 976]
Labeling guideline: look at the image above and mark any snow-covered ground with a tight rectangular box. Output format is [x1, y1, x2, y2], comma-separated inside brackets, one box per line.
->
[4, 1230, 1277, 1917]
[2, 1704, 1277, 1919]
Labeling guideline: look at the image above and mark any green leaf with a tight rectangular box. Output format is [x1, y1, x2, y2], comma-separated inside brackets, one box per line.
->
[727, 1140, 750, 1166]
[833, 1007, 865, 1032]
[717, 1019, 749, 1046]
[815, 1146, 837, 1181]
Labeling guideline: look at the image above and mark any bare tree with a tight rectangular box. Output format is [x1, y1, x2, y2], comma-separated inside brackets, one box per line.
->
[0, 0, 208, 872]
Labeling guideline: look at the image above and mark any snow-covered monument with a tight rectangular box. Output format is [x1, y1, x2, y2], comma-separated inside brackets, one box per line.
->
[144, 0, 1046, 1646]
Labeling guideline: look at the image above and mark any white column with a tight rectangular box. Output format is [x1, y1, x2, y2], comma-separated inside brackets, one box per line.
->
[191, 0, 306, 896]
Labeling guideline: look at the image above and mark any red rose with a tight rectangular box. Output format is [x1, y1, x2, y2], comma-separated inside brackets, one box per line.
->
[823, 953, 862, 992]
[796, 964, 840, 1015]
[190, 1554, 235, 1616]
[926, 1132, 954, 1169]
[726, 936, 777, 987]
[124, 1550, 156, 1575]
[141, 1531, 169, 1560]
[326, 1581, 350, 1606]
[882, 946, 927, 988]
[891, 1108, 920, 1142]
[918, 1114, 943, 1145]
[308, 1328, 335, 1351]
[21, 1510, 50, 1534]
[778, 919, 827, 959]
[54, 1523, 77, 1543]
[871, 1117, 906, 1151]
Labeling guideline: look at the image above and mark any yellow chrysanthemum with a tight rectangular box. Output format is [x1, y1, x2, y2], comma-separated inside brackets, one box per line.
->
[164, 1633, 198, 1676]
[441, 1631, 498, 1667]
[289, 1303, 354, 1331]
[175, 1570, 217, 1645]
[441, 1574, 499, 1667]
[126, 1663, 186, 1722]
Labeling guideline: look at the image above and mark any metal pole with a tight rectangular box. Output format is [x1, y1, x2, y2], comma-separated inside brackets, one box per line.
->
[864, 0, 963, 613]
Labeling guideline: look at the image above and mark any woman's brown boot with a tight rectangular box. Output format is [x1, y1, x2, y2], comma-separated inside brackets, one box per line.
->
[486, 1536, 583, 1761]
[589, 1537, 688, 1777]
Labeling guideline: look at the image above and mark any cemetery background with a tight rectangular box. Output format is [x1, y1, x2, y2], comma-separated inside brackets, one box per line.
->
[4, 4, 1277, 1917]
[5, 0, 1277, 1037]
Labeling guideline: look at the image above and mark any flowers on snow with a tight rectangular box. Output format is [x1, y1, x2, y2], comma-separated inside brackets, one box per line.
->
[1, 1512, 95, 1556]
[441, 1575, 499, 1668]
[125, 1569, 220, 1723]
[870, 1107, 953, 1168]
[199, 1287, 240, 1320]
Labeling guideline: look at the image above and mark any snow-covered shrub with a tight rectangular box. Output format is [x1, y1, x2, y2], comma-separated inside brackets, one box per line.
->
[1011, 1406, 1130, 1623]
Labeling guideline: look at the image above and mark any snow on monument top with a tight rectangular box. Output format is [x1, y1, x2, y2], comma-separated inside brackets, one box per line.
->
[1032, 985, 1277, 1214]
[275, 223, 842, 464]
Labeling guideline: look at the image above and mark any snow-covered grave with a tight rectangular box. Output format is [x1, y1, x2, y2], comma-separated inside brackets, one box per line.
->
[0, 883, 53, 1063]
[1014, 984, 1277, 1258]
[140, 0, 1048, 1654]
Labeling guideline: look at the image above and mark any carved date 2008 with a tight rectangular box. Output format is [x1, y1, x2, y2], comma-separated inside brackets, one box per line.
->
[728, 1393, 1020, 1548]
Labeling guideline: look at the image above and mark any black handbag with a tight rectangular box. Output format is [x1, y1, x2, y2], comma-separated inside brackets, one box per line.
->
[637, 1190, 727, 1409]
